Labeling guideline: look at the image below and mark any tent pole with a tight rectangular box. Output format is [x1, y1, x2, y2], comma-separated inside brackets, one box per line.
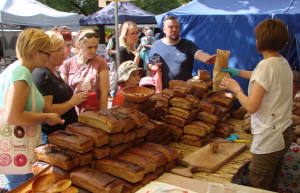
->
[1, 23, 6, 66]
[114, 1, 120, 69]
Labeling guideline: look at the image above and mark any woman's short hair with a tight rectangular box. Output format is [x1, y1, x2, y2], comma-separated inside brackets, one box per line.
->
[255, 19, 289, 52]
[16, 28, 52, 61]
[119, 21, 138, 52]
[46, 31, 64, 49]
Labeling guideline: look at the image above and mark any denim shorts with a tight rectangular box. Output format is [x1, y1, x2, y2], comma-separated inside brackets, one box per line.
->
[4, 173, 33, 190]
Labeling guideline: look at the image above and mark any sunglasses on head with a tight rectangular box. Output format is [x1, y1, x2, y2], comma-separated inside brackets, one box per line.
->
[79, 32, 99, 42]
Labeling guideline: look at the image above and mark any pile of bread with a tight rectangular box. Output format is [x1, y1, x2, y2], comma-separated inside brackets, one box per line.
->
[123, 70, 240, 147]
[32, 105, 180, 193]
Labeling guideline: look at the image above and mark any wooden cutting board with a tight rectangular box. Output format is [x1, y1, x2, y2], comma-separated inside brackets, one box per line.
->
[171, 143, 247, 177]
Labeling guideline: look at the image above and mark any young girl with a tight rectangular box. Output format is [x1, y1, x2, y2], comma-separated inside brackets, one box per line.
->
[112, 61, 144, 106]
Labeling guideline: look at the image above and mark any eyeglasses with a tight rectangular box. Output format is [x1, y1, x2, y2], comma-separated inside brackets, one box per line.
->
[79, 32, 99, 42]
[38, 50, 51, 56]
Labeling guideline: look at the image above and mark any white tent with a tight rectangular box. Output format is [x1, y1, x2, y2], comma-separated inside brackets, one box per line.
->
[0, 0, 80, 60]
[0, 0, 80, 26]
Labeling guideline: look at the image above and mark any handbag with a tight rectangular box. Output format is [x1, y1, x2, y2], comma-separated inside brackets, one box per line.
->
[0, 85, 42, 174]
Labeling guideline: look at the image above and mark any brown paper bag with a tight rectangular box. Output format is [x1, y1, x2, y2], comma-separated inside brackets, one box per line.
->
[213, 49, 231, 92]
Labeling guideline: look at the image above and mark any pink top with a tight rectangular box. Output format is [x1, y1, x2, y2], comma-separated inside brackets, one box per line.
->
[59, 55, 108, 93]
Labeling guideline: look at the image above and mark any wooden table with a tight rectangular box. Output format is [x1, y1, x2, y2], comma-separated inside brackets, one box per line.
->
[168, 118, 253, 184]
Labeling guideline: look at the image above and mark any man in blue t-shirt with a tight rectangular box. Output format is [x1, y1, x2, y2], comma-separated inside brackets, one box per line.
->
[148, 16, 216, 89]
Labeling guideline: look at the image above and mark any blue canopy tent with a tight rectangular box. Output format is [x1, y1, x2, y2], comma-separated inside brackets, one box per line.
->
[156, 0, 300, 93]
[79, 1, 156, 25]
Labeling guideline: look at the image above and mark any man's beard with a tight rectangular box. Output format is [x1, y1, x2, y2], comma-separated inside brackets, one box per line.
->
[169, 35, 179, 41]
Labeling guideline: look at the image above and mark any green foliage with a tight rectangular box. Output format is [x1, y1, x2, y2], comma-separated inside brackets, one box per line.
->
[37, 0, 192, 16]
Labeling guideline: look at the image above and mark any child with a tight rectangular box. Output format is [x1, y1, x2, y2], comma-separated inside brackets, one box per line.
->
[112, 61, 144, 106]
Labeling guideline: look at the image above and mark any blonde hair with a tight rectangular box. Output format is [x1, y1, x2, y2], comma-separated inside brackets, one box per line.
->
[16, 28, 52, 60]
[46, 31, 64, 49]
[74, 29, 98, 54]
[119, 21, 138, 53]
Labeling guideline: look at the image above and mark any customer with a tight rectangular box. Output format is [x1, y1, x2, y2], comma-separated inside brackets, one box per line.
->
[148, 15, 216, 89]
[32, 31, 88, 143]
[107, 24, 122, 100]
[0, 28, 64, 190]
[112, 61, 144, 106]
[139, 29, 155, 73]
[119, 21, 143, 69]
[221, 19, 293, 191]
[51, 26, 73, 59]
[59, 29, 109, 113]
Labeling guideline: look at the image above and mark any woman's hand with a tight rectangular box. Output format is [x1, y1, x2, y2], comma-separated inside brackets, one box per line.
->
[220, 77, 241, 93]
[45, 113, 65, 126]
[71, 92, 89, 106]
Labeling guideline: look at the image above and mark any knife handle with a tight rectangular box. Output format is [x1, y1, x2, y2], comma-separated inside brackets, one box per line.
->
[235, 139, 251, 143]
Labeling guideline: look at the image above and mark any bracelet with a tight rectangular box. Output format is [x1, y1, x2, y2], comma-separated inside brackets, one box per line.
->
[235, 88, 243, 95]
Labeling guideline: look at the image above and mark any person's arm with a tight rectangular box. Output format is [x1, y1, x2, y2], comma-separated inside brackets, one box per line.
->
[4, 81, 64, 126]
[98, 69, 109, 110]
[43, 92, 88, 115]
[221, 77, 265, 114]
[238, 70, 253, 79]
[132, 49, 141, 66]
[195, 50, 216, 64]
[222, 68, 253, 80]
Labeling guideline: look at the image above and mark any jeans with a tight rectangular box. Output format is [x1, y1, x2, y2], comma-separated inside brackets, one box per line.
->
[4, 173, 33, 190]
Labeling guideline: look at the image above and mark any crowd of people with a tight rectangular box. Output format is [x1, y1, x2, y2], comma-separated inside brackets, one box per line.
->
[0, 16, 294, 192]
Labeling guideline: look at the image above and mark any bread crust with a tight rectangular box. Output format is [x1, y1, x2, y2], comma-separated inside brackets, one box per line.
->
[65, 122, 109, 147]
[48, 130, 93, 153]
[70, 167, 123, 193]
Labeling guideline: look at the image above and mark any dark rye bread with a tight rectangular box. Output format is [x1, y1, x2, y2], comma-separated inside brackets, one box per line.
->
[117, 152, 157, 173]
[65, 122, 109, 147]
[48, 130, 93, 153]
[96, 158, 146, 183]
[70, 167, 123, 193]
[141, 143, 179, 162]
[34, 144, 79, 170]
[78, 109, 136, 133]
[125, 146, 168, 167]
[111, 106, 148, 128]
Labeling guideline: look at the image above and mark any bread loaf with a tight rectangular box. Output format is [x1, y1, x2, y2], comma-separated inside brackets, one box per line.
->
[110, 143, 132, 157]
[180, 134, 206, 147]
[133, 127, 148, 138]
[96, 158, 145, 183]
[34, 144, 79, 170]
[165, 115, 191, 127]
[123, 131, 136, 143]
[72, 151, 92, 166]
[48, 130, 93, 153]
[184, 122, 207, 137]
[109, 133, 124, 147]
[210, 91, 235, 107]
[70, 167, 123, 193]
[65, 122, 109, 147]
[32, 161, 70, 181]
[169, 80, 194, 93]
[126, 147, 168, 167]
[117, 152, 157, 173]
[141, 173, 157, 186]
[166, 124, 183, 137]
[141, 143, 179, 162]
[197, 111, 219, 125]
[112, 106, 148, 128]
[198, 70, 211, 81]
[92, 145, 110, 159]
[187, 78, 212, 91]
[199, 100, 216, 114]
[169, 107, 194, 119]
[215, 123, 234, 138]
[170, 97, 194, 110]
[78, 110, 135, 133]
[192, 121, 215, 134]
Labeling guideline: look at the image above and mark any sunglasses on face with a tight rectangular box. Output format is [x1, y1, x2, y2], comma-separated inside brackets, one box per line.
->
[38, 50, 51, 56]
[127, 32, 139, 36]
[79, 32, 99, 42]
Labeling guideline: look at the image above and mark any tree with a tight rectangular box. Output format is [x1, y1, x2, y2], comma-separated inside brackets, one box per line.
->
[37, 0, 193, 16]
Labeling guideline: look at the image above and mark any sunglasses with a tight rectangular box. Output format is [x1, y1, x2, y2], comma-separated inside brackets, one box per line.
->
[79, 32, 99, 42]
[38, 50, 51, 56]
